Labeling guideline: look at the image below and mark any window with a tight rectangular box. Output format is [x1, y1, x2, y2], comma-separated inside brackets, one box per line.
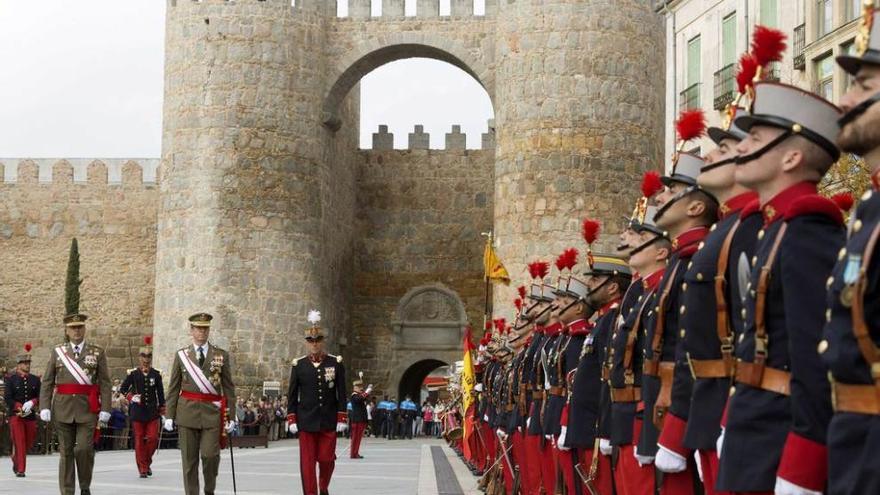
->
[847, 0, 863, 22]
[760, 0, 777, 27]
[687, 35, 701, 87]
[722, 13, 737, 66]
[842, 40, 857, 87]
[818, 0, 833, 37]
[815, 54, 834, 100]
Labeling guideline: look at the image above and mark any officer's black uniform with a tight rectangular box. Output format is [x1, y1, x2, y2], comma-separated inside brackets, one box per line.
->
[120, 368, 165, 422]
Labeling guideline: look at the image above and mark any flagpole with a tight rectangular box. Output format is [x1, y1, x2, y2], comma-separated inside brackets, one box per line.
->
[481, 231, 493, 332]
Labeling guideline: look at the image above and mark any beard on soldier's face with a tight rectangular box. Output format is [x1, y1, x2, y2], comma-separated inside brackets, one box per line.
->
[838, 105, 880, 156]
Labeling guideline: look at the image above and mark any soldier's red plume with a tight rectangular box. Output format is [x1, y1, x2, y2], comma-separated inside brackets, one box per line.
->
[144, 335, 153, 345]
[485, 320, 492, 331]
[831, 192, 855, 212]
[582, 219, 601, 245]
[518, 285, 527, 299]
[514, 298, 523, 312]
[562, 248, 579, 271]
[24, 343, 32, 352]
[736, 53, 759, 94]
[494, 318, 506, 332]
[641, 171, 663, 198]
[676, 109, 707, 143]
[528, 261, 550, 280]
[751, 25, 787, 68]
[555, 253, 567, 272]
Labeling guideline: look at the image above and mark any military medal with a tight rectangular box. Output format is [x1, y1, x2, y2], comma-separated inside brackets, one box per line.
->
[841, 253, 862, 307]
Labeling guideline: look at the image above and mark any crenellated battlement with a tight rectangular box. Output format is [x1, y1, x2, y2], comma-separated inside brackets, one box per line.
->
[167, 0, 496, 19]
[0, 158, 160, 186]
[367, 121, 495, 150]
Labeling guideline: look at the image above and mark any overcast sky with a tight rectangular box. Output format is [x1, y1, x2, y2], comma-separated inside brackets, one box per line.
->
[0, 1, 493, 158]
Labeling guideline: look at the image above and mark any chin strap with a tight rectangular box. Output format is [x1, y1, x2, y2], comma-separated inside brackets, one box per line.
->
[700, 155, 738, 173]
[628, 234, 663, 257]
[654, 185, 719, 223]
[734, 130, 793, 166]
[838, 91, 880, 128]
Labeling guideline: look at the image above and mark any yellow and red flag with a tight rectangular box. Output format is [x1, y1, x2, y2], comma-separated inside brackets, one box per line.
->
[483, 238, 510, 285]
[461, 326, 477, 459]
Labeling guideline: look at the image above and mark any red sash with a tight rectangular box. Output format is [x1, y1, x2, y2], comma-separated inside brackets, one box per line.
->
[180, 390, 229, 449]
[57, 383, 100, 413]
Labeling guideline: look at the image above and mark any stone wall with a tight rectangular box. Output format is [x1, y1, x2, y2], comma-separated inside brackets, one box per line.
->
[0, 158, 159, 378]
[350, 132, 493, 395]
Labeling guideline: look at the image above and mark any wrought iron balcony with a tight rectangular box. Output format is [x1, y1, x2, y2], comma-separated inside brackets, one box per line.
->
[793, 24, 806, 70]
[679, 83, 701, 112]
[713, 63, 736, 110]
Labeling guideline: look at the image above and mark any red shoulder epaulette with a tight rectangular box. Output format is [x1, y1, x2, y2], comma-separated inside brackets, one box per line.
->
[739, 198, 761, 218]
[784, 195, 844, 225]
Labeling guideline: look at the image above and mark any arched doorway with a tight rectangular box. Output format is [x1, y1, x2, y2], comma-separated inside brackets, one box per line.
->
[397, 358, 448, 404]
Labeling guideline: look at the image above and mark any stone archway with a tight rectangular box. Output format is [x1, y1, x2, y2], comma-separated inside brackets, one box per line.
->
[396, 358, 448, 404]
[321, 35, 496, 130]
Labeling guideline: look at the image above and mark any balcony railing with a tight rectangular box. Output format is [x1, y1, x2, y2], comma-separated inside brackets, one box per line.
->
[764, 61, 782, 82]
[679, 83, 701, 112]
[793, 24, 806, 70]
[713, 64, 736, 110]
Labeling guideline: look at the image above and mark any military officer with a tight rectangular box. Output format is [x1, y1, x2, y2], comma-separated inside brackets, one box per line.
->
[348, 378, 372, 459]
[39, 313, 112, 495]
[609, 205, 669, 495]
[287, 310, 348, 495]
[716, 81, 845, 493]
[562, 255, 632, 495]
[120, 336, 165, 477]
[823, 5, 880, 493]
[648, 113, 718, 493]
[4, 344, 40, 477]
[164, 312, 237, 495]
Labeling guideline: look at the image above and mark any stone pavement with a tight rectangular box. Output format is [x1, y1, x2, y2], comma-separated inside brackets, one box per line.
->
[0, 437, 481, 495]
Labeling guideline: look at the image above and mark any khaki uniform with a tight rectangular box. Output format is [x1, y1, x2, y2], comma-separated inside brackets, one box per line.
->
[166, 344, 235, 495]
[40, 342, 112, 495]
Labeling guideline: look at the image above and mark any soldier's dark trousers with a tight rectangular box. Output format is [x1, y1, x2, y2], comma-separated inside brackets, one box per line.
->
[9, 416, 36, 474]
[178, 425, 220, 495]
[299, 430, 337, 495]
[56, 420, 96, 495]
[350, 421, 366, 458]
[132, 418, 160, 474]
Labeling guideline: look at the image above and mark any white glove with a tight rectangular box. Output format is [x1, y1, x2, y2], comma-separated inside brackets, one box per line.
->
[655, 445, 687, 473]
[365, 385, 373, 395]
[496, 428, 508, 441]
[288, 422, 298, 435]
[483, 414, 490, 422]
[225, 421, 237, 433]
[694, 451, 704, 482]
[98, 411, 111, 423]
[474, 383, 484, 392]
[336, 422, 348, 433]
[715, 427, 725, 459]
[545, 434, 553, 440]
[633, 447, 654, 466]
[599, 438, 612, 456]
[22, 400, 34, 414]
[40, 409, 51, 422]
[556, 427, 569, 451]
[774, 477, 823, 495]
[131, 394, 142, 404]
[164, 418, 174, 431]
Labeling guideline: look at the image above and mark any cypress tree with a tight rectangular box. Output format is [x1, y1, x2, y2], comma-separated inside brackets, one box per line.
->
[64, 237, 82, 316]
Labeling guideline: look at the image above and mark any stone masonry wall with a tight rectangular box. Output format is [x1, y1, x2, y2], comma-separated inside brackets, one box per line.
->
[0, 159, 159, 379]
[351, 129, 493, 394]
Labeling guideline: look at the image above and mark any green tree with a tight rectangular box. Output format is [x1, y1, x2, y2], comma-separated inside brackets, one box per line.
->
[64, 238, 82, 316]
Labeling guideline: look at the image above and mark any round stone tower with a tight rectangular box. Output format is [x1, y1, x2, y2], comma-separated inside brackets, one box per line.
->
[154, 0, 357, 391]
[492, 0, 665, 308]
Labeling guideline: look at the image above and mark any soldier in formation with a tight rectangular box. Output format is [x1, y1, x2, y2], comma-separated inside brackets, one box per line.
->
[469, 15, 880, 495]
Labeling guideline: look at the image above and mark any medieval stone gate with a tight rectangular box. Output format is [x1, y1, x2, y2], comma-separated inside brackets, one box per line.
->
[0, 0, 665, 397]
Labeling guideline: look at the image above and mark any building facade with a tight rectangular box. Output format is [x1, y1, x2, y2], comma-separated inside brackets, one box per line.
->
[659, 0, 873, 159]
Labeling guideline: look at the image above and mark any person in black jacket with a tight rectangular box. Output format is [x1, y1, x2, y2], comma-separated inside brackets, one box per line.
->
[4, 345, 40, 477]
[287, 310, 347, 495]
[348, 379, 372, 459]
[119, 337, 165, 478]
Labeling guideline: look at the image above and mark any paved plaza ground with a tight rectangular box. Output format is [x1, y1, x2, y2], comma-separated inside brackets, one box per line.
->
[0, 437, 480, 495]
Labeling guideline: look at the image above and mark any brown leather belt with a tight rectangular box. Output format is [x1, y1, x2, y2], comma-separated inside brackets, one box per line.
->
[601, 366, 610, 381]
[688, 356, 735, 379]
[832, 381, 880, 415]
[734, 362, 791, 396]
[643, 358, 661, 377]
[504, 404, 515, 412]
[532, 390, 545, 400]
[610, 386, 641, 403]
[548, 386, 567, 397]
